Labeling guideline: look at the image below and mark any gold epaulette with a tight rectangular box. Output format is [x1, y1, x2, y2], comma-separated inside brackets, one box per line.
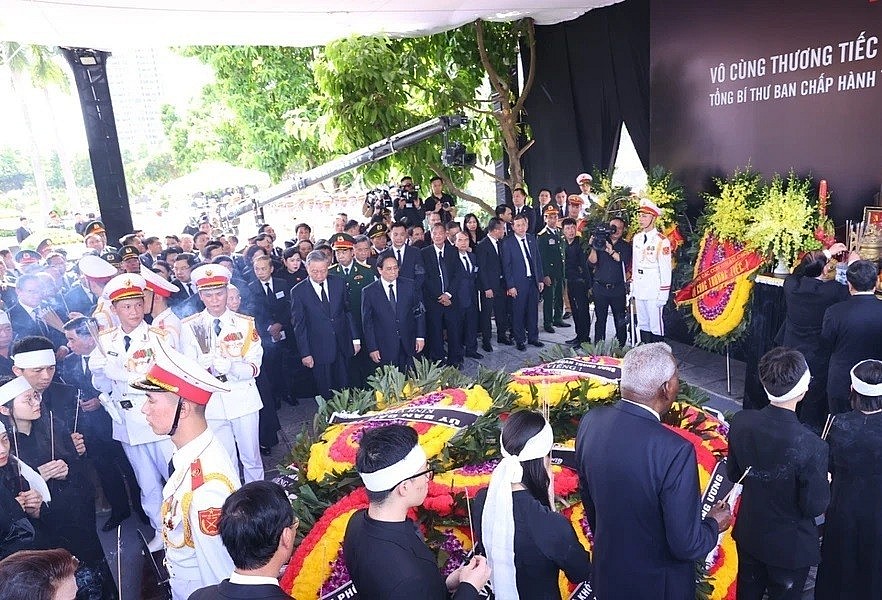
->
[232, 312, 254, 321]
[181, 313, 201, 324]
[148, 326, 168, 337]
[97, 326, 117, 337]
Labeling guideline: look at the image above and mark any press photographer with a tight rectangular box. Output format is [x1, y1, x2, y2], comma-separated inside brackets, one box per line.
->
[424, 176, 457, 224]
[362, 187, 394, 219]
[393, 176, 425, 226]
[587, 217, 631, 346]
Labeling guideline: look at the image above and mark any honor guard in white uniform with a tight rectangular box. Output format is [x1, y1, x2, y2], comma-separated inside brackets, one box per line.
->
[89, 274, 175, 551]
[142, 265, 182, 347]
[178, 265, 264, 483]
[133, 339, 239, 600]
[631, 198, 672, 342]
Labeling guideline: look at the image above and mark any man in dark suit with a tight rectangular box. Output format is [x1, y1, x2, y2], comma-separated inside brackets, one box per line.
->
[500, 213, 544, 351]
[362, 254, 425, 373]
[821, 259, 882, 414]
[14, 217, 31, 244]
[290, 251, 359, 400]
[508, 187, 538, 234]
[59, 317, 145, 531]
[8, 273, 66, 350]
[189, 481, 296, 600]
[475, 218, 511, 351]
[170, 253, 205, 318]
[727, 347, 830, 600]
[575, 343, 732, 600]
[451, 232, 480, 364]
[379, 221, 425, 294]
[420, 223, 462, 365]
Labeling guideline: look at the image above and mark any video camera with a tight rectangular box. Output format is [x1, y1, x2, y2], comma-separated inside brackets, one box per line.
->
[591, 224, 615, 251]
[442, 142, 476, 168]
[395, 185, 421, 209]
[364, 187, 394, 211]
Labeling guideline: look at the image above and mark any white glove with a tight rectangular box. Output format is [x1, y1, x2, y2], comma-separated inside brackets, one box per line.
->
[227, 361, 256, 382]
[656, 294, 669, 308]
[99, 393, 122, 425]
[88, 353, 107, 373]
[197, 353, 213, 369]
[212, 356, 232, 376]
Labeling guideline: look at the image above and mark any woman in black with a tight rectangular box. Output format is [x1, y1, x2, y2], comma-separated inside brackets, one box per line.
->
[280, 247, 308, 290]
[462, 214, 485, 250]
[0, 419, 54, 560]
[0, 376, 117, 600]
[473, 411, 591, 599]
[815, 359, 882, 600]
[776, 242, 850, 430]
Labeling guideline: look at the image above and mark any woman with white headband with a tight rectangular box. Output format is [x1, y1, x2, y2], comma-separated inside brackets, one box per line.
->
[472, 410, 591, 599]
[0, 418, 55, 559]
[727, 347, 830, 600]
[815, 359, 882, 600]
[0, 375, 117, 599]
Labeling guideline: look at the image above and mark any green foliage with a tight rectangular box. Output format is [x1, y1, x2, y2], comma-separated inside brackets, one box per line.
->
[0, 147, 32, 192]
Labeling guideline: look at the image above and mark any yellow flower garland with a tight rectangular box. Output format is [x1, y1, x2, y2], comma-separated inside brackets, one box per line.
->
[690, 231, 756, 338]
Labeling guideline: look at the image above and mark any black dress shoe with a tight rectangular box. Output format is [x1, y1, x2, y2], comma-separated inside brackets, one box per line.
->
[516, 343, 527, 351]
[528, 340, 545, 348]
[465, 351, 484, 359]
[544, 325, 555, 334]
[554, 321, 571, 328]
[562, 311, 572, 319]
[481, 342, 493, 353]
[102, 512, 131, 532]
[498, 337, 514, 346]
[566, 337, 581, 345]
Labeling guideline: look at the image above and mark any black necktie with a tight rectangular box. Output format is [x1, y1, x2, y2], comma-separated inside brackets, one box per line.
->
[214, 318, 222, 337]
[643, 233, 648, 243]
[168, 458, 175, 479]
[320, 282, 330, 311]
[521, 238, 533, 275]
[388, 284, 397, 312]
[462, 255, 470, 273]
[437, 251, 446, 290]
[265, 282, 272, 297]
[82, 355, 89, 376]
[397, 249, 402, 265]
[123, 335, 131, 352]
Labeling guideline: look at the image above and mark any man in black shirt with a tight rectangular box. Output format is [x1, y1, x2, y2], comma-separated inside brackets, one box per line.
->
[588, 217, 631, 345]
[344, 424, 490, 598]
[424, 176, 457, 224]
[562, 218, 592, 346]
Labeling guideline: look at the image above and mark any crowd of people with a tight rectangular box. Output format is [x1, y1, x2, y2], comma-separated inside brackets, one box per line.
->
[0, 171, 879, 600]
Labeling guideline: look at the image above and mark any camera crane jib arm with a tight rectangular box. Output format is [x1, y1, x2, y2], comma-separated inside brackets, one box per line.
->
[223, 115, 467, 224]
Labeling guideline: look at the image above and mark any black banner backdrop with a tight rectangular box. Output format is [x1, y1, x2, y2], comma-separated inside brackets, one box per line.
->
[650, 0, 882, 222]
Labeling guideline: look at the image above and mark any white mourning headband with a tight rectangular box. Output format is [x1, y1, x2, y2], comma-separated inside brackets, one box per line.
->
[500, 421, 554, 464]
[0, 376, 34, 407]
[764, 367, 811, 404]
[13, 349, 56, 369]
[359, 443, 427, 492]
[851, 360, 882, 396]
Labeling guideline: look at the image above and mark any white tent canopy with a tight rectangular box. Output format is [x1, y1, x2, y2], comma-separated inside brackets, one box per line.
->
[159, 160, 271, 198]
[2, 1, 622, 48]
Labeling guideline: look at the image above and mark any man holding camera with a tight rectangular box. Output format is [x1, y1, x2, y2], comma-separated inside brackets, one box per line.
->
[588, 217, 631, 346]
[394, 176, 425, 227]
[424, 176, 457, 224]
[632, 199, 672, 343]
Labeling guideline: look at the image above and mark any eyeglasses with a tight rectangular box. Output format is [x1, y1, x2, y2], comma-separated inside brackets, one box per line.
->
[393, 468, 435, 489]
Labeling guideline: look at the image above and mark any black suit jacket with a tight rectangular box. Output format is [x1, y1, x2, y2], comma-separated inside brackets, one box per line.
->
[289, 277, 357, 365]
[821, 294, 882, 412]
[188, 580, 292, 600]
[7, 303, 66, 349]
[474, 236, 504, 292]
[500, 234, 544, 291]
[62, 284, 96, 317]
[57, 353, 111, 442]
[575, 401, 718, 600]
[450, 251, 477, 310]
[420, 243, 462, 304]
[378, 245, 425, 292]
[361, 277, 425, 365]
[727, 404, 830, 569]
[169, 282, 205, 319]
[509, 204, 538, 234]
[247, 277, 291, 343]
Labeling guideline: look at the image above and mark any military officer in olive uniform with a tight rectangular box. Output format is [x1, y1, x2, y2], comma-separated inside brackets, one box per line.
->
[365, 222, 389, 271]
[179, 265, 264, 483]
[134, 338, 239, 600]
[538, 204, 570, 333]
[330, 233, 377, 387]
[89, 273, 176, 552]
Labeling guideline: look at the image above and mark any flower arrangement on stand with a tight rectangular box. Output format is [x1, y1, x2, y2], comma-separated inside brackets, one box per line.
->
[277, 350, 738, 600]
